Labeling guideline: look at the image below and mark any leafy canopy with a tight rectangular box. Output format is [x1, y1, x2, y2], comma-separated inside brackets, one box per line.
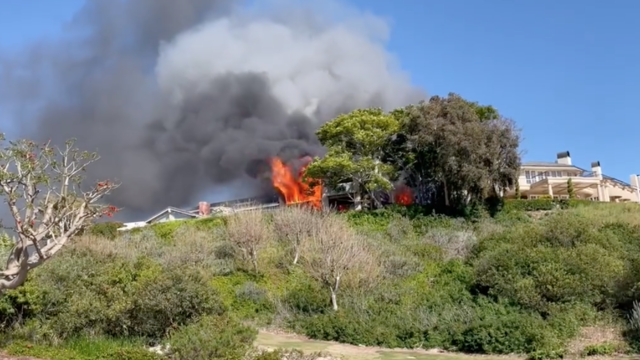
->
[306, 108, 399, 206]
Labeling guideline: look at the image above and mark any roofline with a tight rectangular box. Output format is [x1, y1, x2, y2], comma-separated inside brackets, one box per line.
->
[572, 165, 632, 188]
[522, 164, 579, 169]
[145, 206, 198, 223]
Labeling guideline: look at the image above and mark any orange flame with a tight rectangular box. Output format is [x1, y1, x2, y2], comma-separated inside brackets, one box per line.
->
[394, 184, 413, 206]
[270, 157, 323, 209]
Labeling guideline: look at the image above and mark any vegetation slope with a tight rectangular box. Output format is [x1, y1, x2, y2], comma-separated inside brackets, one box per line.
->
[1, 199, 640, 360]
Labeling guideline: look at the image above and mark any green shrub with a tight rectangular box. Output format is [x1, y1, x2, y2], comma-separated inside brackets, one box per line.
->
[526, 349, 566, 360]
[168, 315, 257, 360]
[473, 212, 625, 314]
[4, 337, 164, 360]
[150, 221, 185, 243]
[583, 343, 616, 356]
[192, 216, 226, 230]
[126, 262, 226, 338]
[2, 250, 224, 342]
[233, 281, 275, 319]
[88, 222, 124, 239]
[454, 300, 559, 354]
[283, 279, 329, 316]
[503, 199, 597, 212]
[504, 199, 556, 212]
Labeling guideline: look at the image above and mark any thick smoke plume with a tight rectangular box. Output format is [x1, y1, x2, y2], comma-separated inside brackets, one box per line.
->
[0, 0, 424, 218]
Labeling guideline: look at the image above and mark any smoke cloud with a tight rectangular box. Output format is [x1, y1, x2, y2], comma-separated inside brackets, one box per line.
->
[0, 0, 424, 218]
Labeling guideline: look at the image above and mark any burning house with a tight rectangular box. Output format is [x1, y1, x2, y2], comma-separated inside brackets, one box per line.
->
[118, 154, 353, 231]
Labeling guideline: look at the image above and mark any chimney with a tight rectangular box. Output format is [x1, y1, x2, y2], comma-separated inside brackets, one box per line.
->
[556, 151, 571, 165]
[198, 201, 211, 217]
[631, 175, 640, 204]
[590, 161, 602, 179]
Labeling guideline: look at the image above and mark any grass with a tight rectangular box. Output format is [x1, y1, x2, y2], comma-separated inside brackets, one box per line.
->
[3, 336, 158, 360]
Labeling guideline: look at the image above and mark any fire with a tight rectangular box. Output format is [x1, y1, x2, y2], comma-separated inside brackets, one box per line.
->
[270, 156, 323, 209]
[394, 184, 413, 206]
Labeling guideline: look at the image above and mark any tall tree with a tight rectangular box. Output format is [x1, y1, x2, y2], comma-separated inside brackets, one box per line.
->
[305, 108, 399, 210]
[567, 178, 575, 199]
[384, 93, 521, 210]
[0, 136, 119, 292]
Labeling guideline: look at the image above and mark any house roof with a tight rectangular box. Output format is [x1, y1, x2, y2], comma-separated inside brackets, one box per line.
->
[145, 206, 198, 224]
[522, 161, 577, 168]
[187, 194, 281, 212]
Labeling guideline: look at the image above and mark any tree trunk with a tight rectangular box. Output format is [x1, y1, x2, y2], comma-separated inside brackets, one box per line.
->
[292, 248, 300, 265]
[330, 288, 338, 311]
[251, 248, 258, 273]
[353, 183, 362, 211]
[443, 178, 450, 207]
[330, 275, 341, 311]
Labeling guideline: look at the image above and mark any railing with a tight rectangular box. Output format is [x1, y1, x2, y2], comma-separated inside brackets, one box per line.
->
[526, 171, 599, 184]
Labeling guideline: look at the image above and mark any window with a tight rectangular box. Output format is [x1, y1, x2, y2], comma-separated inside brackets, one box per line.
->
[525, 171, 533, 184]
[528, 195, 540, 199]
[525, 170, 556, 184]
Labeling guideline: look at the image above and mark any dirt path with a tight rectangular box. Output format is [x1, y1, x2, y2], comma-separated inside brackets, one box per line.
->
[255, 331, 522, 360]
[0, 354, 43, 360]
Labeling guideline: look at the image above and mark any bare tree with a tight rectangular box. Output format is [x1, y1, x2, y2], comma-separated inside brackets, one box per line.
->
[225, 207, 271, 273]
[272, 205, 321, 265]
[302, 215, 374, 311]
[0, 136, 119, 293]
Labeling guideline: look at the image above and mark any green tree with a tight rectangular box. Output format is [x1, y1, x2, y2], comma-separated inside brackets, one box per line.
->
[305, 108, 399, 210]
[384, 93, 521, 210]
[567, 178, 575, 199]
[0, 136, 119, 293]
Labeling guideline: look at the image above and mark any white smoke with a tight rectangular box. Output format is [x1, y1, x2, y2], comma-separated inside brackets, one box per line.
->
[155, 6, 420, 119]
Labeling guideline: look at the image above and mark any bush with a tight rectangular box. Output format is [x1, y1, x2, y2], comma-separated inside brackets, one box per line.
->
[455, 303, 558, 354]
[88, 222, 124, 239]
[583, 343, 616, 356]
[3, 337, 165, 360]
[168, 315, 257, 360]
[126, 262, 226, 338]
[503, 199, 597, 212]
[2, 250, 224, 342]
[232, 281, 275, 319]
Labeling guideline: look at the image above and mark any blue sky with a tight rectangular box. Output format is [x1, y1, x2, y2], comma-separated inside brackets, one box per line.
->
[0, 0, 638, 181]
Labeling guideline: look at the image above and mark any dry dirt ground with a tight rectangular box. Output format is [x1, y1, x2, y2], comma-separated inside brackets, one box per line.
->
[0, 355, 43, 360]
[255, 331, 522, 360]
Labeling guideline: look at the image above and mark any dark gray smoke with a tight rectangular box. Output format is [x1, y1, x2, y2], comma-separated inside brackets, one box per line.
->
[0, 0, 424, 217]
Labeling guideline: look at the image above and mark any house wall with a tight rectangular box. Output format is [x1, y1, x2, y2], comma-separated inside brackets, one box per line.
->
[511, 164, 638, 203]
[606, 182, 639, 202]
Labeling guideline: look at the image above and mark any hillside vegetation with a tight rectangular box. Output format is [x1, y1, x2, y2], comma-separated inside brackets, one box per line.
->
[2, 200, 640, 359]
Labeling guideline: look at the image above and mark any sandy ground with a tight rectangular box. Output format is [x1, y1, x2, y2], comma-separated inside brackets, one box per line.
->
[0, 355, 43, 360]
[255, 330, 523, 360]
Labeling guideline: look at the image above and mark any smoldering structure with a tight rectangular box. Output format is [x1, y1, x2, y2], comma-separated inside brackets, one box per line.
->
[0, 0, 424, 218]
